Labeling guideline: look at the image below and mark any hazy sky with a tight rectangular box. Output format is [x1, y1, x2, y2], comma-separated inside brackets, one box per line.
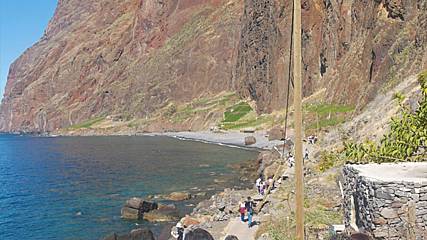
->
[0, 0, 57, 100]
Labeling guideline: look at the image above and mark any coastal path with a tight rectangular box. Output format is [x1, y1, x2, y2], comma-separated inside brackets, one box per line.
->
[222, 216, 260, 240]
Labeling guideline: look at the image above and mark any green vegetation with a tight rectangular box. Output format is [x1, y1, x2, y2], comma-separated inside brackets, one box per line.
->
[344, 70, 427, 163]
[222, 102, 252, 122]
[317, 150, 346, 172]
[220, 113, 274, 130]
[68, 117, 105, 129]
[163, 92, 239, 123]
[304, 103, 354, 132]
[264, 197, 341, 240]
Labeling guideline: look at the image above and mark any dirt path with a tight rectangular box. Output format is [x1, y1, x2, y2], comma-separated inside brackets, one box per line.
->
[222, 216, 260, 240]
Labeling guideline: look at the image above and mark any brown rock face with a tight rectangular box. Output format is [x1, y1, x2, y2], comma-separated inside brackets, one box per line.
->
[0, 0, 243, 132]
[1, 0, 426, 132]
[234, 0, 427, 112]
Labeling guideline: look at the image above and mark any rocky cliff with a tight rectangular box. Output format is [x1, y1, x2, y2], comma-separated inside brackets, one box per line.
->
[1, 0, 426, 132]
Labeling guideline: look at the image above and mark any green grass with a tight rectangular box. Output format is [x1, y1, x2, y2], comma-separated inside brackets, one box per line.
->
[304, 103, 354, 131]
[68, 117, 105, 129]
[305, 103, 354, 115]
[222, 102, 253, 123]
[221, 114, 273, 130]
[161, 92, 240, 124]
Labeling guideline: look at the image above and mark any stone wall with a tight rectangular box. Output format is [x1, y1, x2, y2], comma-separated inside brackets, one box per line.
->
[342, 165, 427, 240]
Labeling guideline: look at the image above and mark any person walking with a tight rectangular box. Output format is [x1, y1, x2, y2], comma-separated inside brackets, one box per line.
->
[255, 177, 262, 194]
[245, 197, 254, 228]
[260, 181, 265, 195]
[239, 200, 246, 222]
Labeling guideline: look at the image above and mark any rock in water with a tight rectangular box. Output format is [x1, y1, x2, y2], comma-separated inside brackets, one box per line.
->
[167, 192, 191, 201]
[121, 206, 141, 220]
[102, 228, 155, 240]
[121, 198, 159, 220]
[143, 209, 179, 222]
[184, 228, 214, 240]
[126, 197, 144, 209]
[140, 201, 158, 213]
[245, 136, 256, 145]
[130, 228, 156, 240]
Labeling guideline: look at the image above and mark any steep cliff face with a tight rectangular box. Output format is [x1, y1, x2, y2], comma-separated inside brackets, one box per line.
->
[1, 0, 426, 132]
[234, 0, 427, 112]
[0, 0, 243, 132]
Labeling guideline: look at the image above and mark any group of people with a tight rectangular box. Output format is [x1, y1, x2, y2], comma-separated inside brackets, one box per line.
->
[255, 176, 274, 196]
[286, 148, 310, 168]
[238, 197, 255, 228]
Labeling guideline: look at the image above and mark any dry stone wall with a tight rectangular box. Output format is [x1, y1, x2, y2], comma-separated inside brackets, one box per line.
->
[342, 165, 427, 240]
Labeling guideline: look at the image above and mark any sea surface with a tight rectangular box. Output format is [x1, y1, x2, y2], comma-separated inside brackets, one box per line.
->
[0, 134, 257, 240]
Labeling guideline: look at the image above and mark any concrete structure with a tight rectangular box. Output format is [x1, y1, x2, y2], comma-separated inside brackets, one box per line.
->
[342, 163, 427, 239]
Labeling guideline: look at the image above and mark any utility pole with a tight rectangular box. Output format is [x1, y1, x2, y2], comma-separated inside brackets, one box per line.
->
[293, 0, 304, 239]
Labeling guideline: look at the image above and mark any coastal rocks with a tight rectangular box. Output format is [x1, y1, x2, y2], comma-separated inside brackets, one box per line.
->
[191, 188, 253, 223]
[103, 228, 155, 240]
[182, 215, 202, 226]
[257, 151, 280, 177]
[158, 203, 177, 211]
[143, 209, 179, 222]
[121, 198, 158, 220]
[267, 127, 284, 141]
[166, 192, 192, 201]
[245, 136, 256, 146]
[263, 162, 281, 179]
[121, 207, 141, 220]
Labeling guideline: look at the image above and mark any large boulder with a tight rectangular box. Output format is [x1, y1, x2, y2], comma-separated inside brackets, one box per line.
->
[244, 136, 256, 145]
[129, 228, 156, 240]
[184, 228, 214, 240]
[182, 215, 201, 226]
[157, 203, 177, 211]
[126, 198, 158, 212]
[102, 228, 155, 240]
[166, 192, 191, 201]
[143, 209, 179, 222]
[267, 126, 284, 141]
[263, 162, 280, 179]
[121, 206, 141, 220]
[126, 197, 144, 209]
[121, 198, 159, 220]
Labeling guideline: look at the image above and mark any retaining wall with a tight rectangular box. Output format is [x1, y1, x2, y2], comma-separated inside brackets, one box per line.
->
[342, 165, 427, 239]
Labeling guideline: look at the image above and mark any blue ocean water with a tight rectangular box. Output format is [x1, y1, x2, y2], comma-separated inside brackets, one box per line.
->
[0, 134, 257, 240]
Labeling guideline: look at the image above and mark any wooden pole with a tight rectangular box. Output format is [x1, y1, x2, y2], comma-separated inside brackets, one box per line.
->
[293, 0, 304, 239]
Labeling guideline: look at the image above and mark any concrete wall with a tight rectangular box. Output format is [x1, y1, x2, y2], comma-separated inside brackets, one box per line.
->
[342, 165, 427, 240]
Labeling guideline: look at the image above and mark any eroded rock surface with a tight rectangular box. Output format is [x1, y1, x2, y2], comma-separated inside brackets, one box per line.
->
[1, 0, 426, 132]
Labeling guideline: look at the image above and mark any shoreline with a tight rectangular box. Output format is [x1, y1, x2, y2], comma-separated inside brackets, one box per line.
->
[147, 130, 283, 151]
[3, 129, 284, 151]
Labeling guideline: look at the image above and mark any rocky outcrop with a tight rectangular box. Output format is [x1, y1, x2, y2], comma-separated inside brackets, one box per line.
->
[244, 136, 256, 145]
[234, 0, 427, 112]
[1, 0, 427, 132]
[103, 228, 155, 240]
[121, 198, 158, 220]
[0, 0, 243, 132]
[164, 191, 192, 201]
